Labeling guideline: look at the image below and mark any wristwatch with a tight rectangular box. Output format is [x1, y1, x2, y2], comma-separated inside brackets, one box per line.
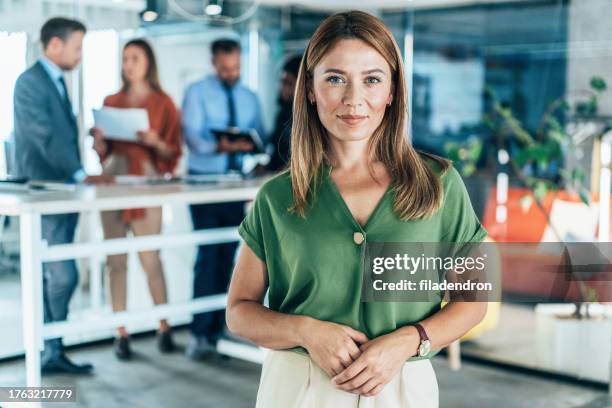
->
[414, 323, 431, 357]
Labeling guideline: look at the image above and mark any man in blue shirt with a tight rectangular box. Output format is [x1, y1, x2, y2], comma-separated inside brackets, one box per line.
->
[14, 17, 112, 376]
[182, 39, 266, 358]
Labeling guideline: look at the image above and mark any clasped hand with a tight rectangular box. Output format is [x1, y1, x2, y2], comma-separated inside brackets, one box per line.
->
[302, 319, 418, 397]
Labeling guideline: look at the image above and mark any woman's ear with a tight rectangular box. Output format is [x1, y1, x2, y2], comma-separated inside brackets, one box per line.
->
[387, 84, 395, 106]
[308, 93, 315, 105]
[306, 79, 315, 104]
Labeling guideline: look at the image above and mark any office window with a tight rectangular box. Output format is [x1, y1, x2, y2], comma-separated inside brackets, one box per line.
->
[412, 2, 568, 163]
[82, 30, 120, 174]
[0, 31, 27, 177]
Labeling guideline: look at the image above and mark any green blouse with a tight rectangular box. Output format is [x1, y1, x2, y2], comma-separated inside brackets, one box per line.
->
[238, 158, 488, 361]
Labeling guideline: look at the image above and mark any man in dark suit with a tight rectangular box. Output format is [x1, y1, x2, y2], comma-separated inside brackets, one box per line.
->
[13, 17, 111, 375]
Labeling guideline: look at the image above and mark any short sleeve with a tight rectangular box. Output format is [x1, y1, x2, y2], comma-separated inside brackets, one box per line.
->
[238, 189, 268, 263]
[441, 166, 488, 244]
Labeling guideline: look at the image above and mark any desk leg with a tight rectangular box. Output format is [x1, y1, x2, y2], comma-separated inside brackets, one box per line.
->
[88, 210, 103, 310]
[20, 212, 43, 387]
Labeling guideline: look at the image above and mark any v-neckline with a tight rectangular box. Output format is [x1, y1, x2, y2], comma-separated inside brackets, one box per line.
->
[324, 163, 393, 232]
[123, 90, 152, 109]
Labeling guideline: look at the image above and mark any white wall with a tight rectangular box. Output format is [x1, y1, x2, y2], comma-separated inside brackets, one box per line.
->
[567, 0, 612, 115]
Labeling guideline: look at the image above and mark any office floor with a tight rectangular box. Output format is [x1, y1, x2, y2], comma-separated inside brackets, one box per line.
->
[0, 329, 608, 408]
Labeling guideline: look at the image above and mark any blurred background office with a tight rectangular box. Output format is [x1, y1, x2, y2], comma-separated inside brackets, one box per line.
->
[0, 1, 611, 407]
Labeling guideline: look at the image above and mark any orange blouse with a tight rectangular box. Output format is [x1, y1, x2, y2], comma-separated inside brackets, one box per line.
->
[102, 90, 182, 222]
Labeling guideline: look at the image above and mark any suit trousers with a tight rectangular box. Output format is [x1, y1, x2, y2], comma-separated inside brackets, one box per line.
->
[41, 213, 80, 362]
[189, 188, 245, 342]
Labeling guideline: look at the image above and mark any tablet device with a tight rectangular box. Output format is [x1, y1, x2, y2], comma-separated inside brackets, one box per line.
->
[212, 128, 265, 153]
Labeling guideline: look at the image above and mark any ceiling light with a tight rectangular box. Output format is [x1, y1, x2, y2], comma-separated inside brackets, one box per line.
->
[205, 0, 222, 16]
[140, 0, 159, 22]
[142, 10, 158, 21]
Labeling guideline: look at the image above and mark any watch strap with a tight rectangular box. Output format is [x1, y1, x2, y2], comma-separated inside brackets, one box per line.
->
[414, 323, 429, 342]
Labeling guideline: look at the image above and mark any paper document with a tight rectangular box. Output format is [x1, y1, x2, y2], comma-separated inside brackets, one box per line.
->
[93, 107, 149, 142]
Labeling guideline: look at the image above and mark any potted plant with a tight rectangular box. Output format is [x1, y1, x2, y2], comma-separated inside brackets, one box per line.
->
[445, 77, 612, 383]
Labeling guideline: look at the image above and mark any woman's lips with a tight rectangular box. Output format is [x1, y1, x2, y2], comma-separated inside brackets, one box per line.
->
[338, 114, 367, 125]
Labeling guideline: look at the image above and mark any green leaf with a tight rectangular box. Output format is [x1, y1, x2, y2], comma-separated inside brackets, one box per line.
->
[590, 76, 607, 92]
[534, 181, 547, 203]
[558, 100, 570, 111]
[548, 129, 566, 144]
[468, 141, 483, 162]
[463, 163, 476, 177]
[515, 149, 529, 168]
[444, 143, 460, 161]
[572, 168, 585, 183]
[482, 116, 496, 130]
[483, 86, 496, 99]
[578, 188, 591, 206]
[531, 144, 548, 162]
[586, 95, 598, 115]
[546, 117, 563, 132]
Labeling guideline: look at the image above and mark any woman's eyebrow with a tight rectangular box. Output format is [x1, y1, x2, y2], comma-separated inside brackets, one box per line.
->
[362, 69, 386, 75]
[323, 68, 346, 74]
[323, 68, 387, 75]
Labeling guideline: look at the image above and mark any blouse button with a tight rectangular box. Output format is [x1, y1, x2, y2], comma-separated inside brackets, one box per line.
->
[353, 232, 365, 245]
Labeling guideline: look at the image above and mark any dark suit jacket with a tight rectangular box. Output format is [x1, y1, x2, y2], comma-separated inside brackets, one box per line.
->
[13, 61, 81, 181]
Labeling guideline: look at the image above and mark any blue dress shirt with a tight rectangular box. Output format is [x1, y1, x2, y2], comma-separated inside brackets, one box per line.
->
[181, 75, 266, 174]
[39, 56, 67, 100]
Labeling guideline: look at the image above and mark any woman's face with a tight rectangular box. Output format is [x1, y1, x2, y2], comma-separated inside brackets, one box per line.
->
[122, 45, 149, 84]
[310, 39, 393, 143]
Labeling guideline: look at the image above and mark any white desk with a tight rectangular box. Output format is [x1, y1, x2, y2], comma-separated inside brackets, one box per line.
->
[0, 179, 266, 388]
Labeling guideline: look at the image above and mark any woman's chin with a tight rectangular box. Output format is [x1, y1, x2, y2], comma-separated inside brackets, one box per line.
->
[333, 129, 372, 142]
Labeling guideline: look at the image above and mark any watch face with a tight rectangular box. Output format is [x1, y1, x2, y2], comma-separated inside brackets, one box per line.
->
[419, 339, 432, 356]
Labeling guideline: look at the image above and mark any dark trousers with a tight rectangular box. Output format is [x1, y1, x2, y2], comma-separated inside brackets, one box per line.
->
[40, 213, 79, 363]
[189, 200, 245, 343]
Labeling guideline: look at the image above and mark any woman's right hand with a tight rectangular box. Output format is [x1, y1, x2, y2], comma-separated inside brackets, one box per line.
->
[90, 127, 107, 157]
[300, 318, 369, 377]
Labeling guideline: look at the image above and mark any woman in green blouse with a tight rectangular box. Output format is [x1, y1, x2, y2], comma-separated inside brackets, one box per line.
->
[227, 10, 488, 407]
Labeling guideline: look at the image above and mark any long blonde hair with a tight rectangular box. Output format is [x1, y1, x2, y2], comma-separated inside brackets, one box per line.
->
[289, 10, 451, 221]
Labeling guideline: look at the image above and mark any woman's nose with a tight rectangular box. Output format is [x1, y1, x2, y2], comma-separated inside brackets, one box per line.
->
[342, 83, 364, 107]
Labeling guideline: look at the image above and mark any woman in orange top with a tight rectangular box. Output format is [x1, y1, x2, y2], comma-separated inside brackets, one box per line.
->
[91, 39, 181, 360]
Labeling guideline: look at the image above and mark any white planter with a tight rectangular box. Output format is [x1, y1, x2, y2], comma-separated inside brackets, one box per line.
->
[536, 303, 612, 382]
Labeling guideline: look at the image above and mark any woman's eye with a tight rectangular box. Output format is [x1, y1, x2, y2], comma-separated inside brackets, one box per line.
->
[366, 76, 382, 84]
[326, 76, 345, 84]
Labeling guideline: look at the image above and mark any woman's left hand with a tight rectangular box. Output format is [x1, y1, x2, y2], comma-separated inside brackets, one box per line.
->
[137, 129, 160, 147]
[331, 329, 419, 397]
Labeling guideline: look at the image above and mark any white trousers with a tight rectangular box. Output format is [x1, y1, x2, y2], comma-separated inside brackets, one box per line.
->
[256, 350, 439, 408]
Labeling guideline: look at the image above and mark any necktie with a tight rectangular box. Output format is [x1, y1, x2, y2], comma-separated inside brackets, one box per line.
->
[224, 83, 237, 128]
[58, 76, 73, 116]
[223, 83, 240, 172]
